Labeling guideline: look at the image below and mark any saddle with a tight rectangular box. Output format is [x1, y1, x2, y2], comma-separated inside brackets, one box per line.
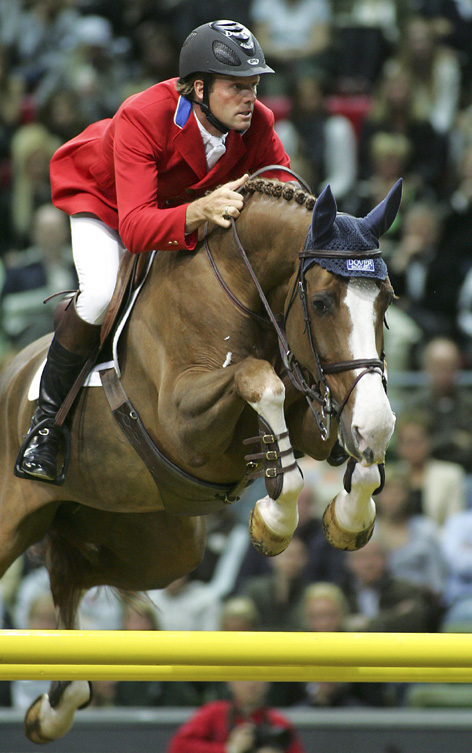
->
[54, 251, 151, 426]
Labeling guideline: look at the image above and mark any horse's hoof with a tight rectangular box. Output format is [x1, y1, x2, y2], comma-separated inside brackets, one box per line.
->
[248, 503, 292, 557]
[322, 498, 375, 551]
[24, 681, 92, 744]
[24, 695, 53, 745]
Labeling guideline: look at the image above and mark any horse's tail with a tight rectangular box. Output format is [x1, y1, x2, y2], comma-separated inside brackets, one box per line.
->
[36, 506, 99, 629]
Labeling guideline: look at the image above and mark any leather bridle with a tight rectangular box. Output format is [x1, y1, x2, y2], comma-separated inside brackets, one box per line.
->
[204, 166, 387, 441]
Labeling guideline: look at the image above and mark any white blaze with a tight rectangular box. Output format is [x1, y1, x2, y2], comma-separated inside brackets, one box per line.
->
[344, 279, 395, 463]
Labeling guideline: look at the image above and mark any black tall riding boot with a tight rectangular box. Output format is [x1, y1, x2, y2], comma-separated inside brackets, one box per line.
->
[19, 303, 101, 482]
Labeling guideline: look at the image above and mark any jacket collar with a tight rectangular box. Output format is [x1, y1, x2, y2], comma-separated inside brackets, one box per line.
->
[173, 96, 246, 183]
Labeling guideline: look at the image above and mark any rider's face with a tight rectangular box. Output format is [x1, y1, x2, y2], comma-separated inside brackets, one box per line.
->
[194, 75, 259, 133]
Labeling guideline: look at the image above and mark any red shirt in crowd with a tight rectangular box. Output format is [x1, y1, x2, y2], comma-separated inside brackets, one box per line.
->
[166, 699, 306, 753]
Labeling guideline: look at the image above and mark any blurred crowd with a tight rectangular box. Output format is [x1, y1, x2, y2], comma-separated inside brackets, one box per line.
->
[2, 0, 472, 719]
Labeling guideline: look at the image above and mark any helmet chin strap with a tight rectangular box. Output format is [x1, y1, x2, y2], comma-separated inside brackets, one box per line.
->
[193, 76, 229, 134]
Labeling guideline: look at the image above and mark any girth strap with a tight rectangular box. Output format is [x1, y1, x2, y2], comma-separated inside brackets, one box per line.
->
[99, 368, 262, 516]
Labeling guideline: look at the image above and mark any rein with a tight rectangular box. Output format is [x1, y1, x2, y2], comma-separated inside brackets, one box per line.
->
[204, 167, 386, 441]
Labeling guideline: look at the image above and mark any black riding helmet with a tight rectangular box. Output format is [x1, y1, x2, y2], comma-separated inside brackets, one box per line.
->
[178, 20, 274, 133]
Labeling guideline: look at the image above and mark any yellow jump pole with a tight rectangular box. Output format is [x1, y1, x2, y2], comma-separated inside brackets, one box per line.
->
[1, 664, 472, 683]
[1, 630, 472, 673]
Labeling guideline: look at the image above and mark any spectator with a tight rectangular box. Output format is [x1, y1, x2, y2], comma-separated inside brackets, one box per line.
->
[10, 0, 81, 95]
[0, 0, 23, 49]
[342, 535, 441, 633]
[375, 466, 446, 596]
[188, 508, 249, 600]
[147, 574, 221, 631]
[194, 596, 262, 706]
[9, 122, 61, 248]
[1, 203, 77, 350]
[115, 598, 201, 707]
[172, 1, 253, 46]
[404, 337, 472, 472]
[275, 70, 357, 206]
[122, 20, 180, 98]
[240, 536, 308, 631]
[390, 410, 467, 527]
[440, 509, 472, 629]
[0, 42, 27, 163]
[452, 146, 472, 346]
[219, 596, 260, 632]
[332, 0, 405, 93]
[33, 15, 129, 122]
[299, 581, 389, 707]
[251, 0, 333, 96]
[346, 131, 414, 233]
[38, 88, 89, 145]
[357, 65, 448, 196]
[387, 201, 462, 342]
[381, 14, 461, 135]
[78, 586, 123, 631]
[295, 482, 347, 585]
[166, 679, 306, 753]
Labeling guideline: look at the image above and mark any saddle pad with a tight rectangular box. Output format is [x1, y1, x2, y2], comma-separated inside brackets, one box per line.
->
[28, 360, 114, 401]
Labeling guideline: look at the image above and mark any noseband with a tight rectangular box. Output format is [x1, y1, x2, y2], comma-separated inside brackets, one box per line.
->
[204, 166, 386, 440]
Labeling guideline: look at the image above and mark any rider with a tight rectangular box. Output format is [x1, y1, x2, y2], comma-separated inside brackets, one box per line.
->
[17, 19, 291, 484]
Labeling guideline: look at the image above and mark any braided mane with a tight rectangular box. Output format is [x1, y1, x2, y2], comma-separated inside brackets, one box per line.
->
[244, 178, 316, 211]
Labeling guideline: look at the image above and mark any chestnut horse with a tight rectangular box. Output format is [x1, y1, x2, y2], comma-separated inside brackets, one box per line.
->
[0, 175, 400, 743]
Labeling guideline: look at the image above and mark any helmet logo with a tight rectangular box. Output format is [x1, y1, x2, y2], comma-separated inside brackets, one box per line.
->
[248, 58, 260, 65]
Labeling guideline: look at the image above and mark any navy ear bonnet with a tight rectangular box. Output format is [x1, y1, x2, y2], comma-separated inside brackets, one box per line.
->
[301, 179, 402, 281]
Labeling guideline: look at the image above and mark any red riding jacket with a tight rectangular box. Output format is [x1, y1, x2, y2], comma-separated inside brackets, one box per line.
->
[50, 78, 291, 254]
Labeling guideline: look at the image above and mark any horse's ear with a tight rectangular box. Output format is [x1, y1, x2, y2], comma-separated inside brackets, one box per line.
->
[310, 185, 337, 246]
[364, 178, 402, 238]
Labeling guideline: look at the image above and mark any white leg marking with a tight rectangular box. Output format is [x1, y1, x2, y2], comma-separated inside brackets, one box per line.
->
[335, 463, 379, 532]
[37, 682, 91, 740]
[249, 383, 303, 536]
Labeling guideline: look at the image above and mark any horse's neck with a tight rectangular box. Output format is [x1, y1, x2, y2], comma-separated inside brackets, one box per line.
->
[222, 199, 306, 311]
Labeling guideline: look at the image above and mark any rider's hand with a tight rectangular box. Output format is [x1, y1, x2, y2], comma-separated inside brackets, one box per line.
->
[185, 174, 249, 233]
[225, 722, 256, 753]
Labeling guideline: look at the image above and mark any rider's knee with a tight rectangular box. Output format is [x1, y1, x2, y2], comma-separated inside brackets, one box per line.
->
[76, 283, 115, 325]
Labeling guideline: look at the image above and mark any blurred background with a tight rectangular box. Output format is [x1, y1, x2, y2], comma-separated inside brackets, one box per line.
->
[2, 1, 472, 747]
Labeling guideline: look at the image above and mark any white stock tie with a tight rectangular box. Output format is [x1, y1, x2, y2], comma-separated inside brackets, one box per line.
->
[206, 137, 227, 169]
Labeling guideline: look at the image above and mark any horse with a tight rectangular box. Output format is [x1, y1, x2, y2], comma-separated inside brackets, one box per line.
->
[0, 173, 400, 743]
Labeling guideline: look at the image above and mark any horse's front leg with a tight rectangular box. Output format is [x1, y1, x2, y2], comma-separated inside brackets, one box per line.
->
[234, 360, 304, 556]
[322, 460, 380, 551]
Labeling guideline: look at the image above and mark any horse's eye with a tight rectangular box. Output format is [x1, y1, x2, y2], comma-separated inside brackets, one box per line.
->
[312, 296, 330, 315]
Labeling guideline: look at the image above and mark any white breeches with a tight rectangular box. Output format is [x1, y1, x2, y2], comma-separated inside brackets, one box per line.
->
[70, 215, 127, 325]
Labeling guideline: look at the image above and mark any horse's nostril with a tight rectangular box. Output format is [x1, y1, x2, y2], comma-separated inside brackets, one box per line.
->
[362, 447, 374, 464]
